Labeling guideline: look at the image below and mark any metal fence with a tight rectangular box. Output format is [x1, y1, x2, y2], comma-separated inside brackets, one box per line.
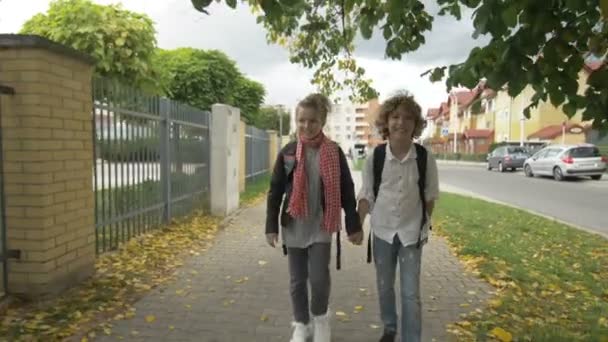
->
[93, 78, 210, 253]
[245, 125, 270, 184]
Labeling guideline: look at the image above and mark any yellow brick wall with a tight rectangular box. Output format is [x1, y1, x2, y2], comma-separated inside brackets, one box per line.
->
[0, 45, 95, 298]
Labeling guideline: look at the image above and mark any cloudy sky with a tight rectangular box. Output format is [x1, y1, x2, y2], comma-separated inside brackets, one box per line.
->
[0, 0, 486, 112]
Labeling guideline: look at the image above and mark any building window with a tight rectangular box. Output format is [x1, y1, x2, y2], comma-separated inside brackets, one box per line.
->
[334, 125, 340, 131]
[335, 134, 341, 139]
[346, 117, 351, 122]
[346, 125, 351, 131]
[346, 134, 351, 139]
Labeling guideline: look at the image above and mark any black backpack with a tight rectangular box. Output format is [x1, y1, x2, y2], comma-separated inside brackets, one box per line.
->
[366, 143, 429, 263]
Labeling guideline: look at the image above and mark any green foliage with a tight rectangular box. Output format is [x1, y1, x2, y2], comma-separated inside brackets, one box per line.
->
[96, 137, 160, 162]
[21, 0, 158, 87]
[154, 48, 266, 120]
[434, 152, 488, 161]
[240, 174, 270, 205]
[488, 142, 506, 153]
[192, 0, 608, 130]
[232, 76, 266, 123]
[154, 48, 241, 110]
[250, 105, 291, 133]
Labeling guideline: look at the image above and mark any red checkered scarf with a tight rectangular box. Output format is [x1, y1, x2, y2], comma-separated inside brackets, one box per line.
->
[288, 132, 342, 233]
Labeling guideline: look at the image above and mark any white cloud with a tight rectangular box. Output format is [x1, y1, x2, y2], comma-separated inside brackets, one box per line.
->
[357, 57, 449, 110]
[0, 0, 475, 111]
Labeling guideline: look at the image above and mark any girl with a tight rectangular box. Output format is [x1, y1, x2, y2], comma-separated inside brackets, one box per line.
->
[265, 93, 363, 342]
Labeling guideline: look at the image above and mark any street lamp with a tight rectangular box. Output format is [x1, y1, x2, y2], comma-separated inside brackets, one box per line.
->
[520, 116, 525, 147]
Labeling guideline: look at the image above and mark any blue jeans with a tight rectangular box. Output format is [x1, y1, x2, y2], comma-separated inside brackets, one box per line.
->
[373, 234, 422, 342]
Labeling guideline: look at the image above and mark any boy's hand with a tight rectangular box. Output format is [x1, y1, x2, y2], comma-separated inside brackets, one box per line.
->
[357, 199, 369, 224]
[348, 231, 363, 245]
[266, 233, 278, 247]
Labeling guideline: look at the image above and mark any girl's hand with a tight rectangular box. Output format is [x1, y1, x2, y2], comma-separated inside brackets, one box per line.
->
[266, 233, 278, 247]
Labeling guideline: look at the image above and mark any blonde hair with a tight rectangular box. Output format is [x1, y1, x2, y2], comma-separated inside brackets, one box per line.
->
[296, 93, 332, 124]
[375, 92, 425, 140]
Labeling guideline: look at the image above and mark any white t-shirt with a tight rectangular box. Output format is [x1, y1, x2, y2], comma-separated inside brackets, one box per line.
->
[358, 143, 439, 247]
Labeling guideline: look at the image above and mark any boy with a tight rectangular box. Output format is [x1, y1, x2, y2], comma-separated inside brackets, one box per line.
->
[357, 93, 439, 342]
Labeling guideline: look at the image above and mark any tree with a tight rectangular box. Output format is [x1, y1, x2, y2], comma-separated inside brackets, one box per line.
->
[154, 48, 240, 109]
[154, 48, 266, 121]
[191, 0, 608, 130]
[252, 105, 291, 133]
[232, 76, 266, 123]
[21, 0, 157, 87]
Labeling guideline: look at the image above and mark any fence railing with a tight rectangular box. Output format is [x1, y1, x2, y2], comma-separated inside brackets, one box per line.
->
[92, 78, 210, 253]
[245, 125, 270, 184]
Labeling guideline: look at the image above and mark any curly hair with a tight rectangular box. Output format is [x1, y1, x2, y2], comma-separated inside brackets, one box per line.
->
[296, 93, 332, 124]
[375, 92, 426, 140]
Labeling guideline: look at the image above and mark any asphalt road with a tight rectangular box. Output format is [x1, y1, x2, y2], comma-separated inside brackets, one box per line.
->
[438, 163, 608, 236]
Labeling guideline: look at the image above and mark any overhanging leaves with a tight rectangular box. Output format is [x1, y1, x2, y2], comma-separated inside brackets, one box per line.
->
[191, 0, 607, 128]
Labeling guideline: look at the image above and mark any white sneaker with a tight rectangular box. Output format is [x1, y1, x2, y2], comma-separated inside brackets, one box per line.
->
[313, 311, 331, 342]
[290, 321, 312, 342]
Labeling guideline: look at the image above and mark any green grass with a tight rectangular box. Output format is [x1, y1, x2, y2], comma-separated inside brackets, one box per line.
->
[435, 192, 608, 341]
[240, 174, 271, 205]
[352, 158, 365, 171]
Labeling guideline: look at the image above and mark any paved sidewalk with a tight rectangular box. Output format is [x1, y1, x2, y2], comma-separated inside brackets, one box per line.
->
[96, 199, 493, 342]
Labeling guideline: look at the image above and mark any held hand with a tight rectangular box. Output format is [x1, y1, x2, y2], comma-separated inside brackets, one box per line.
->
[266, 233, 278, 247]
[348, 231, 364, 245]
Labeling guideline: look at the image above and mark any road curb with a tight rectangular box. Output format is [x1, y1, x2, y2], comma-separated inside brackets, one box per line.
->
[440, 183, 608, 240]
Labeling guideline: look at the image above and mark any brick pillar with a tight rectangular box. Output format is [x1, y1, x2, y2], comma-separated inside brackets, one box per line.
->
[0, 34, 95, 298]
[238, 121, 246, 193]
[210, 104, 240, 216]
[266, 130, 278, 171]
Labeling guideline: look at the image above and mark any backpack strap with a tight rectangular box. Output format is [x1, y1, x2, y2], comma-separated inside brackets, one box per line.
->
[372, 143, 387, 199]
[414, 143, 428, 249]
[368, 144, 387, 263]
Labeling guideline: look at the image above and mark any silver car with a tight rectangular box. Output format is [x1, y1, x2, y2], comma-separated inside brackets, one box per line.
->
[523, 144, 607, 181]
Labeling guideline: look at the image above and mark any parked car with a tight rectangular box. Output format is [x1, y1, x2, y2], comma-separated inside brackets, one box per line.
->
[487, 146, 530, 172]
[523, 144, 608, 181]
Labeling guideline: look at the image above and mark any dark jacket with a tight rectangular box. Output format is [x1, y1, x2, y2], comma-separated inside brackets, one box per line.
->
[265, 141, 362, 236]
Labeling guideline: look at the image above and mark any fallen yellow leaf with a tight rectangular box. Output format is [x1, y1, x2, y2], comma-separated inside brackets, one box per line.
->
[145, 315, 156, 323]
[335, 311, 347, 317]
[354, 305, 364, 313]
[488, 298, 502, 308]
[260, 314, 269, 322]
[490, 327, 513, 342]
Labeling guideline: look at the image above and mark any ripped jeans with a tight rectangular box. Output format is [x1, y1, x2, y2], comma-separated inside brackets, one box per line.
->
[373, 234, 422, 342]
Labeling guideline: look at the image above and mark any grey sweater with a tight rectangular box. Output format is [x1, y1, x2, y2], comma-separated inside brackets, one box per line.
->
[282, 148, 332, 248]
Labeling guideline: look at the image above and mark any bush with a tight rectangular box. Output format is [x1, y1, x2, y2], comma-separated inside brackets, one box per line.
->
[97, 137, 208, 163]
[433, 153, 487, 162]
